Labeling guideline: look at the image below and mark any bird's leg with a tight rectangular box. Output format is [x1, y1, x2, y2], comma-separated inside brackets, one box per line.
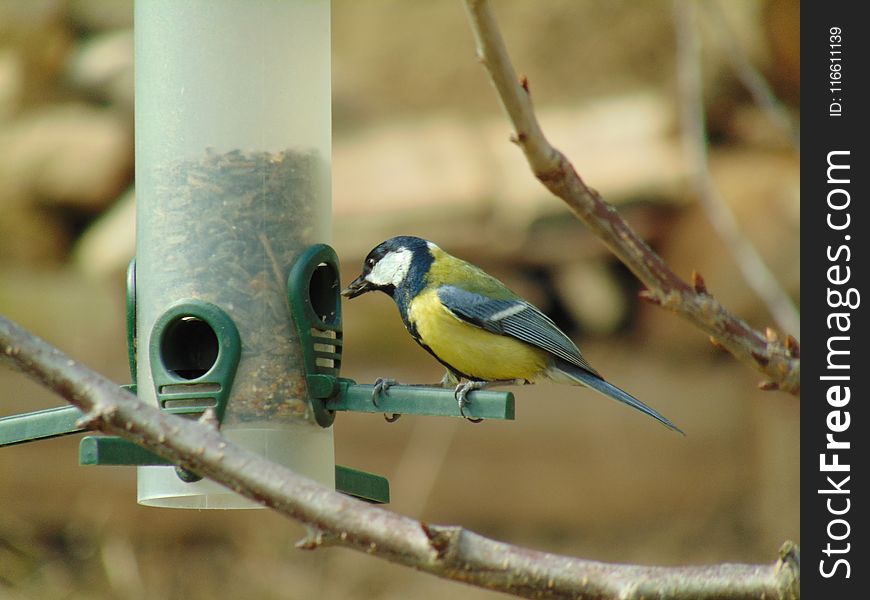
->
[439, 370, 461, 388]
[454, 379, 522, 423]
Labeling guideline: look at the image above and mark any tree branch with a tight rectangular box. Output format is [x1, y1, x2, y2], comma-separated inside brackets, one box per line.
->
[462, 0, 799, 395]
[1, 316, 799, 599]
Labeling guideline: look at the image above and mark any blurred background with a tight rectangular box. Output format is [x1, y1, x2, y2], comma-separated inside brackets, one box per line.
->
[1, 1, 798, 599]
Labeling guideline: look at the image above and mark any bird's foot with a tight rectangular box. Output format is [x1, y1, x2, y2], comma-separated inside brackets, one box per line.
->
[371, 377, 397, 407]
[454, 381, 485, 423]
[372, 378, 401, 422]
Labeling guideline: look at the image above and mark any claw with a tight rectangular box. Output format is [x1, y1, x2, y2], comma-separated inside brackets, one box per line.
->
[373, 378, 401, 422]
[371, 377, 397, 408]
[454, 381, 484, 423]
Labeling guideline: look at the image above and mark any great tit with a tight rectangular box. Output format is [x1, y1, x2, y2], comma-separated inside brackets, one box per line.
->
[342, 236, 682, 433]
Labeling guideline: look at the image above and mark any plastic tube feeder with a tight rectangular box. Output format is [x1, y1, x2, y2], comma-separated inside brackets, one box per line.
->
[134, 0, 334, 508]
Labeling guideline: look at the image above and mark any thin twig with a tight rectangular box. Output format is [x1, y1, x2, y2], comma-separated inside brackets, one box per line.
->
[674, 0, 801, 338]
[700, 0, 799, 150]
[462, 0, 799, 395]
[0, 316, 800, 599]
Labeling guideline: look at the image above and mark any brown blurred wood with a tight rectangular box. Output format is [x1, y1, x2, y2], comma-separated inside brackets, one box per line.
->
[462, 0, 799, 396]
[1, 316, 800, 599]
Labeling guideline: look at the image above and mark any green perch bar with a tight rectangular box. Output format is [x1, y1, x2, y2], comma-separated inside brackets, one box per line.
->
[0, 405, 83, 446]
[0, 378, 515, 505]
[0, 382, 515, 449]
[327, 382, 515, 421]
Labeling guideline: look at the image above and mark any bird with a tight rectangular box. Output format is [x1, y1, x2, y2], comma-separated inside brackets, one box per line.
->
[341, 235, 683, 433]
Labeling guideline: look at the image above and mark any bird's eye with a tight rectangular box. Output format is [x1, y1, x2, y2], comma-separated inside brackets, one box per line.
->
[366, 258, 375, 267]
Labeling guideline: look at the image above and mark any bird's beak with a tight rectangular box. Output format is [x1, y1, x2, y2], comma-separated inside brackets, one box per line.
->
[341, 275, 372, 299]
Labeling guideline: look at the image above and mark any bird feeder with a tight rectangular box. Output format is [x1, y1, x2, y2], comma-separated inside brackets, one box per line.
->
[132, 0, 335, 508]
[0, 0, 514, 509]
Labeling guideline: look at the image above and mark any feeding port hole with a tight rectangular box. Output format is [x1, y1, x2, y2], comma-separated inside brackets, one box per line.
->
[160, 316, 219, 380]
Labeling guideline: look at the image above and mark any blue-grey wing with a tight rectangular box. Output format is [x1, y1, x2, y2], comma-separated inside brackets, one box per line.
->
[436, 285, 599, 376]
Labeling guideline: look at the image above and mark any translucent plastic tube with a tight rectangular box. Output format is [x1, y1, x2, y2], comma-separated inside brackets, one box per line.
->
[135, 0, 334, 508]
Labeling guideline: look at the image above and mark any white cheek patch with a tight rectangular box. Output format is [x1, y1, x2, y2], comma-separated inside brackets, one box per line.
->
[366, 249, 413, 287]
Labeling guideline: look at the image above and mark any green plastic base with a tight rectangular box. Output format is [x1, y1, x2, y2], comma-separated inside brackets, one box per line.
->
[334, 465, 390, 504]
[79, 436, 389, 504]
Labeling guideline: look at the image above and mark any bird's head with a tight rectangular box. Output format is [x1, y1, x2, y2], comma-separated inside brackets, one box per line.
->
[341, 236, 434, 299]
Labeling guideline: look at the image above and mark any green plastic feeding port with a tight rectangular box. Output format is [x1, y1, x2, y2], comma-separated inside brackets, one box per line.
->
[146, 300, 240, 484]
[150, 300, 240, 423]
[126, 257, 137, 385]
[288, 244, 343, 428]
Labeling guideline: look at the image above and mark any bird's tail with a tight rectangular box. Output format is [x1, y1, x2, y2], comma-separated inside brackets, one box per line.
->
[549, 359, 684, 435]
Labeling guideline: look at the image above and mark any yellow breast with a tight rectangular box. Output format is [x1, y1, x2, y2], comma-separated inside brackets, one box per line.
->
[408, 289, 548, 382]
